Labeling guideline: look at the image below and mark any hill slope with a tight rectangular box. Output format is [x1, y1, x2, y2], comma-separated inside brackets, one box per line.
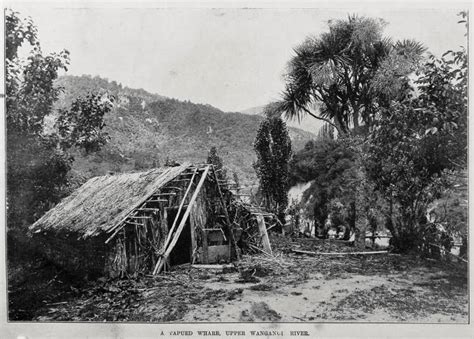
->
[240, 105, 324, 134]
[56, 75, 316, 184]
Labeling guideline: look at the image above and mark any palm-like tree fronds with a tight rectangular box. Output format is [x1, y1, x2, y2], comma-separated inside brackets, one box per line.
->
[279, 15, 424, 136]
[395, 39, 427, 58]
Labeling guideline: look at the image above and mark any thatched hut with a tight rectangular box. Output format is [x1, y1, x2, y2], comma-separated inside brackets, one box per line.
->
[29, 163, 243, 278]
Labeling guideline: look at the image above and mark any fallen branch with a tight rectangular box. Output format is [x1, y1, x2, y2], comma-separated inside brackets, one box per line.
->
[191, 264, 234, 270]
[291, 248, 388, 256]
[46, 301, 68, 306]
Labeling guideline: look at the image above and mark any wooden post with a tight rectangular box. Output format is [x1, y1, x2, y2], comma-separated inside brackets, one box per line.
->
[161, 208, 168, 247]
[256, 215, 272, 256]
[211, 166, 241, 262]
[202, 229, 209, 264]
[189, 205, 197, 262]
[162, 169, 198, 250]
[152, 169, 197, 273]
[153, 166, 210, 275]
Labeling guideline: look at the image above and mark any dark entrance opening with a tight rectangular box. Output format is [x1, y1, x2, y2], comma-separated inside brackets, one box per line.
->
[167, 208, 192, 266]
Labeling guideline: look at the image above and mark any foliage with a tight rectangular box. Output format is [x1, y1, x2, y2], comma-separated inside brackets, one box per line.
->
[291, 139, 355, 233]
[423, 169, 468, 252]
[254, 113, 292, 223]
[6, 11, 111, 233]
[6, 11, 69, 135]
[232, 171, 241, 194]
[275, 15, 424, 136]
[286, 13, 467, 254]
[290, 134, 390, 245]
[6, 10, 70, 230]
[366, 32, 467, 251]
[317, 123, 335, 140]
[7, 132, 73, 229]
[55, 93, 114, 153]
[207, 146, 227, 180]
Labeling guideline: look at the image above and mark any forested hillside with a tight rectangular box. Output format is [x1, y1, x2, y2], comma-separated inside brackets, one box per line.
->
[56, 75, 315, 184]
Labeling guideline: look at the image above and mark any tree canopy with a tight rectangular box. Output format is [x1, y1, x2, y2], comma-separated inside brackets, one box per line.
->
[365, 34, 468, 250]
[6, 10, 112, 231]
[285, 12, 467, 252]
[254, 111, 292, 224]
[274, 15, 425, 136]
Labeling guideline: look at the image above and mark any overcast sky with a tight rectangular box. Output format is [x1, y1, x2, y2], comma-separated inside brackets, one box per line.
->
[6, 4, 468, 116]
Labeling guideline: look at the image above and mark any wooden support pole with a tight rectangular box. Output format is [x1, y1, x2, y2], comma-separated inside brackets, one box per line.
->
[125, 221, 145, 227]
[256, 215, 272, 256]
[160, 169, 198, 254]
[106, 210, 140, 244]
[202, 229, 209, 264]
[290, 249, 388, 256]
[191, 264, 234, 269]
[152, 168, 198, 274]
[252, 212, 275, 217]
[211, 166, 241, 262]
[153, 166, 210, 275]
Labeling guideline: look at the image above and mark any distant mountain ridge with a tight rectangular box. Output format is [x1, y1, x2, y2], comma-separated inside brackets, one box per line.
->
[239, 104, 324, 134]
[240, 106, 266, 116]
[56, 75, 316, 185]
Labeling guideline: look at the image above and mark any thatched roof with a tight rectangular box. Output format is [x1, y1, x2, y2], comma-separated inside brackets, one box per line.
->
[30, 163, 191, 238]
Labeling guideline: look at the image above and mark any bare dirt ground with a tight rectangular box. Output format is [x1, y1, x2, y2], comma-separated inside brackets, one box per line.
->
[9, 234, 468, 323]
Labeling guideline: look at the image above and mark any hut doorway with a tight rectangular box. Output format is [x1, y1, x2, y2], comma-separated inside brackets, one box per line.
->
[167, 208, 192, 266]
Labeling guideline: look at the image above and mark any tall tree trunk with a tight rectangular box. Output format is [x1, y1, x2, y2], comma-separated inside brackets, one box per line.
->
[352, 201, 364, 248]
[352, 108, 360, 132]
[334, 118, 348, 138]
[384, 197, 398, 249]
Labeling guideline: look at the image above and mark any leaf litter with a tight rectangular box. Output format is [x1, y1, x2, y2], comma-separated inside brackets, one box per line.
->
[13, 233, 467, 322]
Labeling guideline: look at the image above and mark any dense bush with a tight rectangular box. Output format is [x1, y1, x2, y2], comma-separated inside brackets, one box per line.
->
[6, 11, 112, 263]
[283, 13, 467, 254]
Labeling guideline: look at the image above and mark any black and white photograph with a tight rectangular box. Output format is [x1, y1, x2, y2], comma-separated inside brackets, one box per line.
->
[1, 1, 472, 337]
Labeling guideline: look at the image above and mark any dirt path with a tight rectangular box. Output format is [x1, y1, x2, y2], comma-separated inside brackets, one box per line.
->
[183, 263, 467, 323]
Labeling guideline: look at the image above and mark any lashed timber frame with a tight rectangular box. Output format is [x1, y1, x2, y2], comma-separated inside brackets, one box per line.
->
[157, 168, 198, 272]
[153, 166, 210, 274]
[104, 163, 241, 277]
[105, 165, 204, 276]
[31, 161, 276, 278]
[152, 164, 243, 275]
[227, 200, 277, 257]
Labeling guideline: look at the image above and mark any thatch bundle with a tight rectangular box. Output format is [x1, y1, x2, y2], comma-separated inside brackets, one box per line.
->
[29, 163, 190, 238]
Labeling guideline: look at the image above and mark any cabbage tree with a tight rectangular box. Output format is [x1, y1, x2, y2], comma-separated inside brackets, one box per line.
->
[276, 15, 425, 136]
